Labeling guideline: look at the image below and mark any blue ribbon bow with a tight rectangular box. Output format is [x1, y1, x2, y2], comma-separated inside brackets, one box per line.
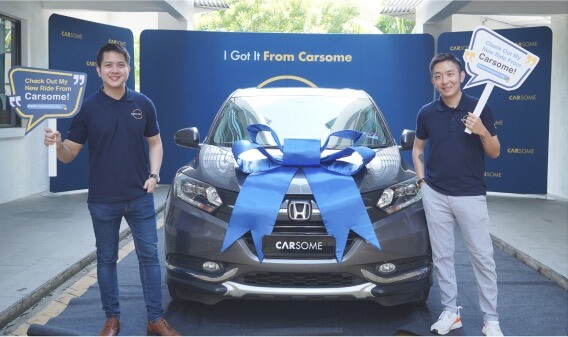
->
[221, 124, 381, 261]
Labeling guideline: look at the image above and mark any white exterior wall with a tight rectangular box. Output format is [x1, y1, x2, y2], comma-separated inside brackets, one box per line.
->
[0, 2, 51, 204]
[548, 15, 568, 199]
[452, 14, 514, 31]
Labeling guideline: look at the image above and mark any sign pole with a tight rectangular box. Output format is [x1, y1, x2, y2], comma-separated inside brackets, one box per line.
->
[48, 118, 57, 177]
[465, 83, 494, 134]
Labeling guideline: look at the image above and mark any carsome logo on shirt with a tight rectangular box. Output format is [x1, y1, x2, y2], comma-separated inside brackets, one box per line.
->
[131, 109, 142, 119]
[275, 241, 324, 250]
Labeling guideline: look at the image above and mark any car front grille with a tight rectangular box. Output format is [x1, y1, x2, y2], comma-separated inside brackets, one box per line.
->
[214, 190, 367, 259]
[243, 228, 357, 258]
[214, 189, 386, 224]
[237, 272, 364, 287]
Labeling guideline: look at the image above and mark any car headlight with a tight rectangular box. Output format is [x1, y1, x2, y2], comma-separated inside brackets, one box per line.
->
[174, 173, 223, 213]
[377, 177, 421, 214]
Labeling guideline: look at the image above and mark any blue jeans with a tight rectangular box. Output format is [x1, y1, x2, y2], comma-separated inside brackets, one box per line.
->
[88, 193, 163, 322]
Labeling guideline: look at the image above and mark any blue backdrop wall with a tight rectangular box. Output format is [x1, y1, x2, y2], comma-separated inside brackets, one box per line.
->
[438, 27, 551, 194]
[48, 14, 134, 192]
[47, 14, 551, 195]
[139, 30, 434, 184]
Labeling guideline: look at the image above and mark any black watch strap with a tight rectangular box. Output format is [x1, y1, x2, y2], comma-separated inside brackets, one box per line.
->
[149, 173, 160, 183]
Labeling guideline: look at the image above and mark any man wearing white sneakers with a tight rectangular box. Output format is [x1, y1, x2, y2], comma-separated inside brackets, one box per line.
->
[412, 53, 503, 336]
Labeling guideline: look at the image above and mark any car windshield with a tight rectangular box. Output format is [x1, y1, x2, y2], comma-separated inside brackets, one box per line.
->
[209, 92, 391, 149]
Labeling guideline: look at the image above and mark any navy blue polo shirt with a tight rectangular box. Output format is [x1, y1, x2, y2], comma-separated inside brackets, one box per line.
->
[66, 87, 160, 203]
[415, 92, 497, 196]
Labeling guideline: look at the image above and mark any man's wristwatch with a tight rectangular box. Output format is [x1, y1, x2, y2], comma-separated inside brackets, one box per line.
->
[149, 173, 160, 183]
[416, 178, 426, 188]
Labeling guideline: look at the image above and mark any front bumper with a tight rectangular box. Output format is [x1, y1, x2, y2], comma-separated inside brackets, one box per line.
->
[166, 262, 432, 305]
[164, 193, 432, 306]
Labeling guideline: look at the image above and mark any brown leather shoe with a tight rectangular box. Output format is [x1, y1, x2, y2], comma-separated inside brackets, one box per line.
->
[147, 318, 181, 336]
[100, 317, 120, 336]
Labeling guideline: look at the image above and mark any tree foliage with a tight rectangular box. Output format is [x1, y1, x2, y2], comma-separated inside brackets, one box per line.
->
[195, 0, 415, 34]
[374, 15, 415, 34]
[197, 0, 365, 33]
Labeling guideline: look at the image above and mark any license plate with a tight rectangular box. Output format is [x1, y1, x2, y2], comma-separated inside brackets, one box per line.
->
[262, 235, 336, 259]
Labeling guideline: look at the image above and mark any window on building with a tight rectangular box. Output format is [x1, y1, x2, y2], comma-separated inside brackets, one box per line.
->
[0, 15, 21, 128]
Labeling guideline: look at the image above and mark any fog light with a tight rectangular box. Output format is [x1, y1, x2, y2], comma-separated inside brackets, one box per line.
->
[201, 261, 221, 273]
[376, 263, 397, 274]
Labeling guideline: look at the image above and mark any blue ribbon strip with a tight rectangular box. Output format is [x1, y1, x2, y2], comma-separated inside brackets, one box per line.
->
[221, 124, 381, 261]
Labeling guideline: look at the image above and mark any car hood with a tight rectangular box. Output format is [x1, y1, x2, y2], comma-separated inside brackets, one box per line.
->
[181, 144, 409, 194]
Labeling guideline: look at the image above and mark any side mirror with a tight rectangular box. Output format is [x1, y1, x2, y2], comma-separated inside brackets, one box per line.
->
[399, 129, 415, 151]
[174, 127, 200, 149]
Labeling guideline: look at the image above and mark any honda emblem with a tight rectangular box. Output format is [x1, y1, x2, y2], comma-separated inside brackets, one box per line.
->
[288, 201, 312, 221]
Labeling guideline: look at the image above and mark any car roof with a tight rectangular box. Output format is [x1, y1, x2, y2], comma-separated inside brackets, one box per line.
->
[232, 87, 369, 98]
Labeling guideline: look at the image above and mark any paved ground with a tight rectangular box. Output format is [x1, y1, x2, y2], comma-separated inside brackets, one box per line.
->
[486, 193, 567, 286]
[0, 186, 566, 333]
[16, 221, 568, 336]
[0, 186, 170, 330]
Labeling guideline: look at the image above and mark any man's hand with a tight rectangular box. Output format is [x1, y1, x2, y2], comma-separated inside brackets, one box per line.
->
[463, 112, 487, 135]
[44, 128, 83, 163]
[44, 127, 62, 148]
[463, 112, 501, 159]
[144, 177, 157, 193]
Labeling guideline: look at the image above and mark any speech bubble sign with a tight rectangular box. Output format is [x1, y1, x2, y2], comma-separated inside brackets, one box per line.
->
[8, 66, 87, 134]
[463, 26, 539, 91]
[461, 27, 539, 134]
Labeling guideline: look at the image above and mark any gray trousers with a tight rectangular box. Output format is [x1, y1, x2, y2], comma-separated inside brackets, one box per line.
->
[421, 183, 499, 322]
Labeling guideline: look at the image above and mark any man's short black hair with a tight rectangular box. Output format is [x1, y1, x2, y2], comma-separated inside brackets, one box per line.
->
[429, 53, 462, 74]
[96, 43, 130, 67]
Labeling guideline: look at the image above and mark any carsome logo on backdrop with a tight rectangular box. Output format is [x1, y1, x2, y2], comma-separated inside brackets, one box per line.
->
[263, 50, 353, 63]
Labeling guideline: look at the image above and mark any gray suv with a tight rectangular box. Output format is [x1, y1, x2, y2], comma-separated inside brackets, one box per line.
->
[164, 87, 432, 306]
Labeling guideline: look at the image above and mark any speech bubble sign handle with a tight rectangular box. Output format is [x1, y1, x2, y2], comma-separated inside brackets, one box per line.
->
[48, 118, 58, 177]
[465, 83, 494, 134]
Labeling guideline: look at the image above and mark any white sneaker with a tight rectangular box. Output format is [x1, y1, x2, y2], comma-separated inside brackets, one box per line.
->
[430, 307, 463, 335]
[483, 321, 503, 336]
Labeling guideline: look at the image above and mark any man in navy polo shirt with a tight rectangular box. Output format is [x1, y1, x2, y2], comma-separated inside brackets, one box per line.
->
[412, 53, 503, 336]
[44, 43, 180, 336]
